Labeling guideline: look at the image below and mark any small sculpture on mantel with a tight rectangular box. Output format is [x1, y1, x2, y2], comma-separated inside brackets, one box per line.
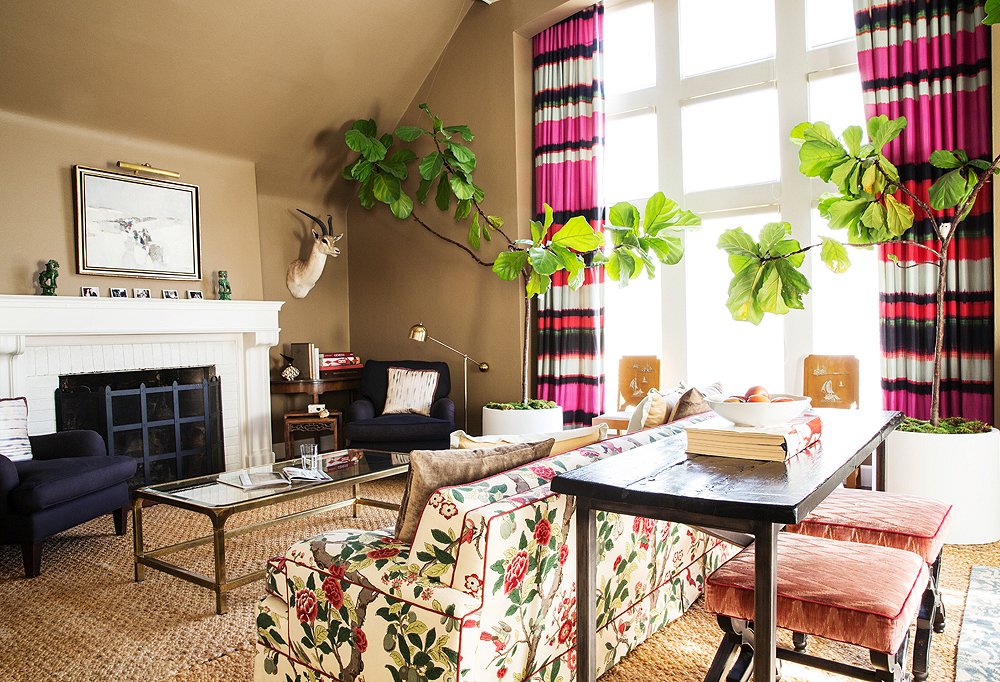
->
[38, 260, 59, 296]
[217, 270, 232, 300]
[279, 354, 301, 381]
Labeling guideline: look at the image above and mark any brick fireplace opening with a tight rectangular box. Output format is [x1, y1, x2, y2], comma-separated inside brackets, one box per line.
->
[56, 366, 224, 487]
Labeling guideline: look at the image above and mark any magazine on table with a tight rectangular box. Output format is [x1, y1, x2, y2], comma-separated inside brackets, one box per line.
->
[684, 412, 823, 461]
[218, 466, 331, 490]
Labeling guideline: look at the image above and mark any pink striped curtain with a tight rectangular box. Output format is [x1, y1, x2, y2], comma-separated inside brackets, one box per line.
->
[532, 4, 606, 427]
[854, 0, 993, 421]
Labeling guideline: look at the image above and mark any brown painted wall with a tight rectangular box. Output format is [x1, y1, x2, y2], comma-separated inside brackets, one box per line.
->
[345, 0, 581, 434]
[258, 193, 352, 447]
[0, 109, 264, 299]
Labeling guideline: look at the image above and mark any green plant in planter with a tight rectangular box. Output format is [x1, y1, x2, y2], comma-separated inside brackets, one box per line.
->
[718, 114, 999, 429]
[484, 400, 559, 411]
[342, 103, 700, 403]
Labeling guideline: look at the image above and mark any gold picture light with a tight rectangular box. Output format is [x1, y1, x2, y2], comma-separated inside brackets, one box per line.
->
[408, 323, 488, 432]
[116, 161, 181, 179]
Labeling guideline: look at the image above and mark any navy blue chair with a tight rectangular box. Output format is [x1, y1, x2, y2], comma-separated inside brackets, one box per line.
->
[344, 360, 455, 452]
[1, 430, 137, 577]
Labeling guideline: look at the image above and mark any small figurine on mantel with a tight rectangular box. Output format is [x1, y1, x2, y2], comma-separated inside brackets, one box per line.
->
[217, 270, 232, 300]
[38, 259, 59, 296]
[279, 354, 301, 381]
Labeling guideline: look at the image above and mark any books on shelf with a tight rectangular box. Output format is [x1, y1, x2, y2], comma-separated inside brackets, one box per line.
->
[320, 352, 362, 373]
[290, 342, 320, 380]
[684, 413, 823, 462]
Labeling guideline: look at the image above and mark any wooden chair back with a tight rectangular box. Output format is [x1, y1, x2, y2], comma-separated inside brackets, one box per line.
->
[618, 355, 660, 409]
[803, 355, 860, 410]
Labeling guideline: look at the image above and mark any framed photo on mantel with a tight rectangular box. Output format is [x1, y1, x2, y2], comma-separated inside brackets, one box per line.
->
[73, 165, 201, 280]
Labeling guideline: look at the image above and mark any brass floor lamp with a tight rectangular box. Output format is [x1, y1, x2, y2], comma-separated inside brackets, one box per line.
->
[408, 323, 489, 432]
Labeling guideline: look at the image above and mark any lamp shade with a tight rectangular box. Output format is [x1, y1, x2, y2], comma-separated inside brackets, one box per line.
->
[408, 323, 427, 342]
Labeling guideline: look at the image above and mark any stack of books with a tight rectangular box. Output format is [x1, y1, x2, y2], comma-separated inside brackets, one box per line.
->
[684, 413, 822, 462]
[320, 352, 362, 373]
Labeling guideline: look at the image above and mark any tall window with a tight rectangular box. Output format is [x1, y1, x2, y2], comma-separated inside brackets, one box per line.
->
[603, 0, 879, 408]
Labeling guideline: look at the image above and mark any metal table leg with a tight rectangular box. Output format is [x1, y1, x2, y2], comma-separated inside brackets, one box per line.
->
[753, 521, 779, 681]
[212, 516, 228, 614]
[576, 497, 597, 682]
[353, 482, 360, 518]
[132, 497, 145, 582]
[875, 440, 887, 491]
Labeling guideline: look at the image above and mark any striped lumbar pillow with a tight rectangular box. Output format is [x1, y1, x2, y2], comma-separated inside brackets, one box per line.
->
[0, 397, 32, 462]
[383, 367, 440, 416]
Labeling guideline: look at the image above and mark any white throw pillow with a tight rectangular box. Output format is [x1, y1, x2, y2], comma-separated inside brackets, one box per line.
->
[382, 367, 440, 416]
[625, 395, 652, 433]
[0, 397, 32, 462]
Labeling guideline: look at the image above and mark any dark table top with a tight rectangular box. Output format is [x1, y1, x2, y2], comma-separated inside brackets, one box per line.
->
[551, 409, 902, 526]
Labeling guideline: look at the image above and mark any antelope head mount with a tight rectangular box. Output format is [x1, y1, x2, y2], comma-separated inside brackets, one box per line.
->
[286, 208, 344, 299]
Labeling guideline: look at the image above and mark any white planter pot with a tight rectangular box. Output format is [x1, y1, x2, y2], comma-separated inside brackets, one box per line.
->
[482, 406, 563, 436]
[885, 428, 1000, 544]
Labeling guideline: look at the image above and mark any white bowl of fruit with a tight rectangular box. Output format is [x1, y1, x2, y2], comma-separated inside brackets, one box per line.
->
[706, 386, 811, 427]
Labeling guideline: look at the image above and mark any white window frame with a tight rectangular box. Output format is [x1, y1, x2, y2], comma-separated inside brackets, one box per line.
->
[604, 0, 860, 395]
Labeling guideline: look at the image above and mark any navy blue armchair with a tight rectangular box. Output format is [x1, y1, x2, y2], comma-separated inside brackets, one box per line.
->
[344, 360, 455, 452]
[1, 430, 137, 577]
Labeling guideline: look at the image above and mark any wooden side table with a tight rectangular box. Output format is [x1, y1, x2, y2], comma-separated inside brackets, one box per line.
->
[270, 372, 362, 405]
[282, 410, 343, 459]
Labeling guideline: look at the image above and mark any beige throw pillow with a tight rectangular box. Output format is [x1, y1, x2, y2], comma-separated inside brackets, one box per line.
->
[642, 389, 669, 428]
[382, 367, 439, 416]
[394, 439, 556, 544]
[667, 382, 724, 422]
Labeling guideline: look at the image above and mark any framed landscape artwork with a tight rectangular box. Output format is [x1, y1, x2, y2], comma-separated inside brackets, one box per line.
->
[74, 166, 201, 280]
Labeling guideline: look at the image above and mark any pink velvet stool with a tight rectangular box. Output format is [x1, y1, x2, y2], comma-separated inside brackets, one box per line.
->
[704, 533, 928, 682]
[786, 487, 951, 680]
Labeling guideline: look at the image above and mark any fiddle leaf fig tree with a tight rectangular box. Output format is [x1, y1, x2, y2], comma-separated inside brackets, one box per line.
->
[720, 114, 1000, 426]
[342, 103, 700, 402]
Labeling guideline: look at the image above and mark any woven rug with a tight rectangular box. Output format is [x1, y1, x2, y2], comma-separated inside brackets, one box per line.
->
[956, 565, 1000, 681]
[1, 475, 996, 682]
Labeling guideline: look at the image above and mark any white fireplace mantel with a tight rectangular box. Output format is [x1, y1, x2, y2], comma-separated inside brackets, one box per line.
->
[0, 295, 283, 470]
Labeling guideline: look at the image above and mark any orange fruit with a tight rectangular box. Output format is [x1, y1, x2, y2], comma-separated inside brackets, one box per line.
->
[744, 385, 768, 400]
[746, 394, 771, 403]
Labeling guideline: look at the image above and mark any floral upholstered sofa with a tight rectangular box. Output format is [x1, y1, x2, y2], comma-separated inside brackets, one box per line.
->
[254, 416, 733, 681]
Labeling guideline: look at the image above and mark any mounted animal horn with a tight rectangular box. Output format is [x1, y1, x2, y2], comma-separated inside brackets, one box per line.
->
[286, 208, 344, 299]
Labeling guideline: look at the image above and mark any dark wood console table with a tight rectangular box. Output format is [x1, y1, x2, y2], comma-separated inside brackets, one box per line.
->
[269, 371, 362, 404]
[551, 408, 903, 682]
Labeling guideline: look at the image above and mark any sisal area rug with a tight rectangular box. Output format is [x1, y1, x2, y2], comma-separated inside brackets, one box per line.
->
[956, 565, 1000, 681]
[1, 474, 997, 682]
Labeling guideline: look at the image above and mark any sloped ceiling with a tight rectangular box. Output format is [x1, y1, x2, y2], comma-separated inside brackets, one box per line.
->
[0, 0, 472, 198]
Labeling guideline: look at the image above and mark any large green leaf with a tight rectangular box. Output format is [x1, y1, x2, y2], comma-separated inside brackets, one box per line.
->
[526, 271, 551, 297]
[390, 193, 413, 220]
[530, 219, 545, 245]
[758, 222, 791, 254]
[394, 125, 425, 142]
[352, 119, 377, 137]
[608, 202, 640, 229]
[541, 203, 554, 232]
[843, 125, 863, 157]
[717, 228, 760, 260]
[349, 159, 374, 182]
[826, 196, 871, 230]
[605, 250, 636, 284]
[642, 192, 678, 233]
[528, 246, 561, 276]
[345, 129, 387, 163]
[884, 194, 914, 235]
[860, 200, 887, 232]
[372, 173, 400, 203]
[867, 115, 906, 150]
[986, 0, 1000, 24]
[820, 237, 850, 273]
[443, 124, 474, 142]
[928, 168, 974, 210]
[447, 143, 476, 165]
[419, 152, 443, 181]
[550, 216, 602, 251]
[467, 214, 481, 250]
[643, 235, 684, 265]
[798, 139, 849, 181]
[434, 176, 451, 211]
[773, 259, 811, 309]
[757, 266, 790, 315]
[492, 250, 529, 280]
[929, 150, 963, 170]
[378, 159, 408, 180]
[449, 176, 475, 200]
[454, 198, 472, 221]
[415, 177, 432, 204]
[726, 265, 765, 325]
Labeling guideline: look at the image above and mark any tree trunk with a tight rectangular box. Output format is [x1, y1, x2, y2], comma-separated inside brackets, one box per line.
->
[930, 254, 949, 427]
[522, 291, 531, 404]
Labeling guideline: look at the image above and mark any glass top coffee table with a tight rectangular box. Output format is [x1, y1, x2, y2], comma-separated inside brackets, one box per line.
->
[132, 448, 408, 614]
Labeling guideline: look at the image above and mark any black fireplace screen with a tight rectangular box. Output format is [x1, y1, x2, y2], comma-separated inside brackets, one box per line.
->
[56, 367, 224, 487]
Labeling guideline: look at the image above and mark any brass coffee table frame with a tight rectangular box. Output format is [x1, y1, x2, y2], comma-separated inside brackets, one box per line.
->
[132, 456, 407, 614]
